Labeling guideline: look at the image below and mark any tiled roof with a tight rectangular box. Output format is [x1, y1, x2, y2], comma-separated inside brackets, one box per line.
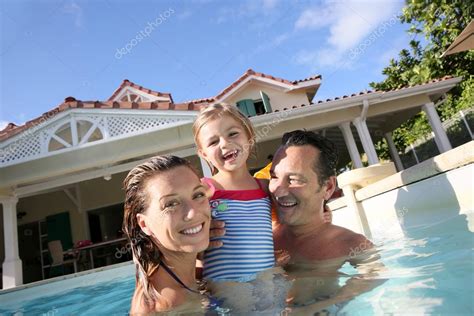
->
[272, 75, 455, 112]
[173, 97, 215, 109]
[0, 75, 455, 142]
[213, 68, 321, 100]
[292, 75, 322, 84]
[312, 75, 454, 104]
[108, 79, 174, 103]
[0, 97, 203, 141]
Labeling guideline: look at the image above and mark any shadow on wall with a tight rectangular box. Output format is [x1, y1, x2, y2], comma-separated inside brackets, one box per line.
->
[394, 161, 471, 238]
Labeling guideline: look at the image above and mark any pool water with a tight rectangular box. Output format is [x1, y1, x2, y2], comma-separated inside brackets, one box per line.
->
[0, 212, 472, 315]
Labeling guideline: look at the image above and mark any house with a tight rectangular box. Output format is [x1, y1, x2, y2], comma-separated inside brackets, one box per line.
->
[0, 69, 462, 288]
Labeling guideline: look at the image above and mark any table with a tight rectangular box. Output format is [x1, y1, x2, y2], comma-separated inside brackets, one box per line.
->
[75, 237, 127, 269]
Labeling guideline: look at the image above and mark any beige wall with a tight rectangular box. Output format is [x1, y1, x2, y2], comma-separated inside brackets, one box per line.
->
[225, 82, 310, 112]
[0, 207, 3, 264]
[16, 171, 127, 244]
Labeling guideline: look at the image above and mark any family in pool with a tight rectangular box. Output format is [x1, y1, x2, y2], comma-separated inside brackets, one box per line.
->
[122, 104, 385, 314]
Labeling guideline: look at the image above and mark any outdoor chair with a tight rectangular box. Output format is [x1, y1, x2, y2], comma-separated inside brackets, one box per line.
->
[47, 240, 78, 276]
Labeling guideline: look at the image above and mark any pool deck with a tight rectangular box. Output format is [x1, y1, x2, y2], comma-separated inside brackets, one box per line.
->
[0, 261, 134, 297]
[330, 141, 474, 238]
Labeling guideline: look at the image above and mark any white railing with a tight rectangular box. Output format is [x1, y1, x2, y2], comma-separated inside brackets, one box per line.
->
[0, 111, 193, 167]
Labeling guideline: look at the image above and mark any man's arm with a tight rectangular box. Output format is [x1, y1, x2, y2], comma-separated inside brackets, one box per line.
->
[288, 237, 386, 313]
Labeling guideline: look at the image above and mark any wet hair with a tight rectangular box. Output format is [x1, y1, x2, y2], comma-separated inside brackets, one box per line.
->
[122, 155, 198, 302]
[281, 130, 338, 186]
[193, 103, 256, 175]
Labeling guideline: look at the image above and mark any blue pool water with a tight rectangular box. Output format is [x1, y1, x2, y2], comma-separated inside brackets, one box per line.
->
[0, 212, 472, 315]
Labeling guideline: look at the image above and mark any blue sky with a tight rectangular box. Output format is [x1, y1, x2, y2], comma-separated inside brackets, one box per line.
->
[0, 0, 413, 129]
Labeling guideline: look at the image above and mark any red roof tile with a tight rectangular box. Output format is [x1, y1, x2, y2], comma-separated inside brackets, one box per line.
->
[108, 79, 174, 103]
[292, 75, 322, 84]
[311, 76, 454, 104]
[0, 74, 455, 142]
[213, 69, 321, 100]
[0, 98, 197, 141]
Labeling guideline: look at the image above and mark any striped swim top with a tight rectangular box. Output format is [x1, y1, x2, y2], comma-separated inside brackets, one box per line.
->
[202, 178, 275, 282]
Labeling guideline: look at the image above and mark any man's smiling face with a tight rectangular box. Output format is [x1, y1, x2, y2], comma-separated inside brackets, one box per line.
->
[269, 145, 333, 226]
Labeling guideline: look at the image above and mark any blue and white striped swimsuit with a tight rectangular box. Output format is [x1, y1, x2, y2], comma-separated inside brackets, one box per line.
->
[202, 178, 275, 282]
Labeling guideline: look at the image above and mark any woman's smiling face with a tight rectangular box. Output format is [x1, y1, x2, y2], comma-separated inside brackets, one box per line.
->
[137, 166, 211, 253]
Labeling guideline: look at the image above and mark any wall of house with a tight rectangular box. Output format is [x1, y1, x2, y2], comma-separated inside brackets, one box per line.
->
[225, 82, 310, 112]
[0, 207, 4, 265]
[15, 172, 127, 245]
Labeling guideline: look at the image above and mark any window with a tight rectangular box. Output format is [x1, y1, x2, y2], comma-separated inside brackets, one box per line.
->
[236, 91, 272, 117]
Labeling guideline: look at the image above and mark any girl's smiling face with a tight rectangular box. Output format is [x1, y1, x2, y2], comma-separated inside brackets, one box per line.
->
[197, 114, 252, 173]
[137, 166, 211, 253]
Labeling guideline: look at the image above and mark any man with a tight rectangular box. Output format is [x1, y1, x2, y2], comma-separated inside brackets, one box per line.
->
[269, 130, 384, 310]
[270, 130, 370, 263]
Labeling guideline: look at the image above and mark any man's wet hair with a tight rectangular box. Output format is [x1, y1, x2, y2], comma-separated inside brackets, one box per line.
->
[281, 130, 338, 186]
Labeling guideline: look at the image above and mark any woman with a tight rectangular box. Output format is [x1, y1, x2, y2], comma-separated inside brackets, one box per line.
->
[123, 155, 211, 313]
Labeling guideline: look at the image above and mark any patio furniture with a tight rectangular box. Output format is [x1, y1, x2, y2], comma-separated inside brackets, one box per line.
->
[47, 240, 78, 276]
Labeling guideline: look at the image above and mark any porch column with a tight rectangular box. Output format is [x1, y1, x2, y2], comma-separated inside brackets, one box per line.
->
[384, 132, 404, 171]
[422, 102, 452, 153]
[200, 157, 212, 178]
[339, 122, 363, 168]
[1, 196, 22, 289]
[352, 118, 379, 165]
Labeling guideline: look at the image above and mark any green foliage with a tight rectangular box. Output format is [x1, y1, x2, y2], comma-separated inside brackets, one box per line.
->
[370, 0, 474, 156]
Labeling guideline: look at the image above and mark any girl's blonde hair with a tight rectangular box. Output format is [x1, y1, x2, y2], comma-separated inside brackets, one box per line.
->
[193, 103, 256, 175]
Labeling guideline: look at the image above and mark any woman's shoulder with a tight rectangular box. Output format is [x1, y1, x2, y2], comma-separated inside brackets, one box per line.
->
[130, 282, 186, 314]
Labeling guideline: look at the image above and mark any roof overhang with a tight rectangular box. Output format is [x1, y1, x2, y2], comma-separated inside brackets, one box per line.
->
[216, 75, 321, 103]
[442, 20, 474, 57]
[250, 76, 462, 141]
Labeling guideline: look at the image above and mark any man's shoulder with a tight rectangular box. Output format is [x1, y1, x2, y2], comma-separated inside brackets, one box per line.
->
[326, 225, 371, 248]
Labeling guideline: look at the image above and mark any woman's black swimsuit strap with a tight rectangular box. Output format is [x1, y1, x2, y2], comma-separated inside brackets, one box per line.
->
[158, 261, 223, 310]
[158, 261, 200, 294]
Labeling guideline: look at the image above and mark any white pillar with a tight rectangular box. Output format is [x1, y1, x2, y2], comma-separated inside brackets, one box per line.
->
[340, 184, 372, 238]
[200, 157, 212, 178]
[2, 197, 23, 289]
[339, 122, 363, 168]
[459, 110, 473, 139]
[410, 144, 420, 164]
[352, 118, 379, 165]
[422, 102, 452, 153]
[385, 132, 404, 171]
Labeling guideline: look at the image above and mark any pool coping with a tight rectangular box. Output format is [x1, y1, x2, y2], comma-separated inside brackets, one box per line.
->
[0, 260, 134, 295]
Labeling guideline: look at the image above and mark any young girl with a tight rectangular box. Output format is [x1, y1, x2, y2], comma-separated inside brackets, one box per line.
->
[193, 103, 275, 282]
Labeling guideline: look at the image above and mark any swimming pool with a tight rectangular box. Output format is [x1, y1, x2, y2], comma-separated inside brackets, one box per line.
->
[1, 208, 472, 315]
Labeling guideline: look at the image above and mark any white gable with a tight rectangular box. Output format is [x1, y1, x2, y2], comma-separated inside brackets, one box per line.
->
[0, 109, 195, 167]
[112, 86, 171, 103]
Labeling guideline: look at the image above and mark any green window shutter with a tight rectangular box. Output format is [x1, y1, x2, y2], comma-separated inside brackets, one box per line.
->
[47, 212, 73, 250]
[260, 91, 272, 113]
[236, 99, 256, 117]
[236, 100, 249, 116]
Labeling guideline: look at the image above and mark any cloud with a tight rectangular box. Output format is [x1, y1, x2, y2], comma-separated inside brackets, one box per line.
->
[294, 0, 402, 68]
[62, 1, 83, 28]
[294, 7, 333, 30]
[254, 32, 291, 54]
[214, 0, 280, 24]
[262, 0, 279, 10]
[0, 120, 9, 131]
[177, 10, 192, 20]
[377, 35, 408, 65]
